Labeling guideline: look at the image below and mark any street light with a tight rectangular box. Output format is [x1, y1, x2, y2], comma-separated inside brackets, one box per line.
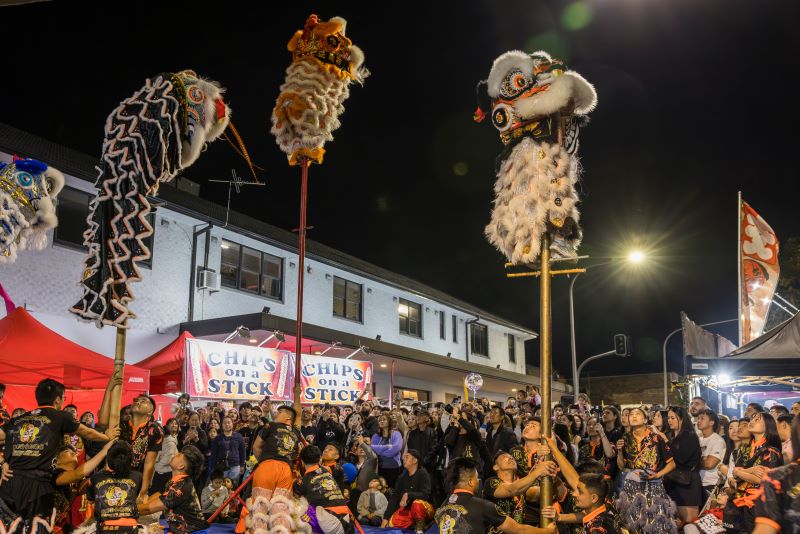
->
[661, 317, 738, 406]
[345, 345, 371, 359]
[627, 250, 645, 264]
[570, 251, 647, 398]
[256, 330, 286, 348]
[222, 326, 250, 343]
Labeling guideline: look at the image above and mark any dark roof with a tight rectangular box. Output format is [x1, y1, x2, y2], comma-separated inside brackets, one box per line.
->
[0, 122, 536, 336]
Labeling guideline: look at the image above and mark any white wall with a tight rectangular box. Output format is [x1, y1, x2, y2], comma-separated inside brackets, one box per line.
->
[1, 151, 532, 375]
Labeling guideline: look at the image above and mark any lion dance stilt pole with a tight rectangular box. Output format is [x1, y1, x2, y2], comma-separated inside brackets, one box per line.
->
[475, 50, 596, 526]
[270, 14, 368, 424]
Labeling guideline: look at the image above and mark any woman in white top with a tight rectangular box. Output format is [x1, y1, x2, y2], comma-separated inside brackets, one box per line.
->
[151, 417, 179, 493]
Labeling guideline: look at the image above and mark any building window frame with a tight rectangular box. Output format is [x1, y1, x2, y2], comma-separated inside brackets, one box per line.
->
[137, 212, 156, 270]
[393, 386, 431, 402]
[398, 297, 422, 338]
[452, 315, 458, 343]
[439, 311, 446, 340]
[508, 333, 516, 363]
[470, 323, 489, 357]
[220, 239, 284, 301]
[333, 276, 363, 323]
[52, 186, 93, 251]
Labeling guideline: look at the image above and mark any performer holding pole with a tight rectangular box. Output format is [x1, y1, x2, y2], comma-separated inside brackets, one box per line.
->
[474, 50, 597, 526]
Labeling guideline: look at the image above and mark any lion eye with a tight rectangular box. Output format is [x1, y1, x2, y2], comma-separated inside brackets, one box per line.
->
[491, 103, 515, 132]
[16, 172, 34, 188]
[500, 69, 532, 99]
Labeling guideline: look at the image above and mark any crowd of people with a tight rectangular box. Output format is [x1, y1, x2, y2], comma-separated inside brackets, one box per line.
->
[0, 379, 798, 534]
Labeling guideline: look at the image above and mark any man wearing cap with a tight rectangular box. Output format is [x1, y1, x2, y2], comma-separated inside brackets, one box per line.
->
[406, 411, 438, 464]
[294, 445, 356, 534]
[251, 405, 301, 491]
[380, 450, 433, 534]
[236, 405, 302, 534]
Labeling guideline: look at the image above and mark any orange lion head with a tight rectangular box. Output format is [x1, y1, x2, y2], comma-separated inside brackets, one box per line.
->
[288, 14, 366, 82]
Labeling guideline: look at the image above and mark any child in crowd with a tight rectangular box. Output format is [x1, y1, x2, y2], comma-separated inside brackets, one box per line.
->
[201, 470, 229, 520]
[137, 445, 208, 534]
[356, 476, 388, 526]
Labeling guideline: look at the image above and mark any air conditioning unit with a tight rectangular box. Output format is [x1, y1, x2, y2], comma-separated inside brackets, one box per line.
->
[197, 269, 220, 292]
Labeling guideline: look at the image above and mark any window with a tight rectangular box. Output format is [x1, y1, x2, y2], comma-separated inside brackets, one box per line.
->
[452, 315, 458, 343]
[439, 311, 446, 339]
[261, 255, 283, 299]
[398, 298, 422, 337]
[393, 386, 430, 402]
[470, 323, 488, 357]
[138, 213, 156, 269]
[508, 333, 516, 363]
[220, 239, 283, 300]
[53, 187, 92, 248]
[333, 276, 362, 322]
[220, 241, 241, 288]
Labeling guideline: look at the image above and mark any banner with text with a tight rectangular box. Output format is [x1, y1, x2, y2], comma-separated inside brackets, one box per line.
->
[300, 354, 372, 404]
[184, 338, 295, 401]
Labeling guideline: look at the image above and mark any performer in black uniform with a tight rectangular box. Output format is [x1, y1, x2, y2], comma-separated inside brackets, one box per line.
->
[434, 457, 556, 534]
[137, 445, 207, 534]
[87, 442, 142, 534]
[0, 379, 114, 534]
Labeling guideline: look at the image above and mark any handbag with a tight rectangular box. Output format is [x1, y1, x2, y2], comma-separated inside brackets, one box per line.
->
[664, 467, 693, 486]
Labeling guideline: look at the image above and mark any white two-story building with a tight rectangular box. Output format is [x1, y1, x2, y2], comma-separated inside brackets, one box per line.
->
[0, 122, 568, 404]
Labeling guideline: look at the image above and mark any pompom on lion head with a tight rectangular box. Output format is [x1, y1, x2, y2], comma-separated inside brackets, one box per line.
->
[475, 51, 596, 144]
[288, 14, 368, 83]
[172, 70, 231, 168]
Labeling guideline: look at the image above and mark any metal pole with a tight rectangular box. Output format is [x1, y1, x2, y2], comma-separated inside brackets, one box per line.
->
[293, 158, 310, 428]
[662, 317, 739, 406]
[539, 235, 553, 527]
[662, 327, 682, 407]
[737, 191, 743, 346]
[569, 273, 581, 401]
[576, 350, 615, 378]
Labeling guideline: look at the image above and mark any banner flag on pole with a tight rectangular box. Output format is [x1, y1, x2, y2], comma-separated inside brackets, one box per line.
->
[740, 200, 780, 344]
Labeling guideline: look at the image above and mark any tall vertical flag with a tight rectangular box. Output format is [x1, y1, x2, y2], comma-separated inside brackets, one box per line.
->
[739, 193, 780, 344]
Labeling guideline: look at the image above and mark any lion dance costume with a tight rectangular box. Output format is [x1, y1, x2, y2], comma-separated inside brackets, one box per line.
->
[475, 51, 596, 264]
[270, 14, 368, 166]
[70, 70, 230, 327]
[0, 157, 64, 264]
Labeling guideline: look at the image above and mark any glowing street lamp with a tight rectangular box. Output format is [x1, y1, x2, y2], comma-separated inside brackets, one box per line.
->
[627, 250, 645, 264]
[570, 250, 648, 399]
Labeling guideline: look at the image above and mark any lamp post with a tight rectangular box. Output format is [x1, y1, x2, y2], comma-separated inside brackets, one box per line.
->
[570, 251, 645, 399]
[662, 317, 738, 406]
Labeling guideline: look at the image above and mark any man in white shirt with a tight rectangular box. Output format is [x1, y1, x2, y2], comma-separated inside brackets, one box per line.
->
[696, 409, 726, 500]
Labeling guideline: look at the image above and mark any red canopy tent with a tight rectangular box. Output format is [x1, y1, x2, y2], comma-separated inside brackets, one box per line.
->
[0, 307, 149, 414]
[136, 331, 193, 394]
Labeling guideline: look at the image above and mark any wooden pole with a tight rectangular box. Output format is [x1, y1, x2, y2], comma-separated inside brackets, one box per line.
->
[539, 234, 553, 527]
[108, 325, 127, 428]
[293, 158, 310, 429]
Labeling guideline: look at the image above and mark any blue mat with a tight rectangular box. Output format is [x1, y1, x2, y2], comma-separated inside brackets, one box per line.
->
[200, 521, 440, 534]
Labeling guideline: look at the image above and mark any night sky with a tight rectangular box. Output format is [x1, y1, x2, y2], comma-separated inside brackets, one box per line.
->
[3, 1, 799, 381]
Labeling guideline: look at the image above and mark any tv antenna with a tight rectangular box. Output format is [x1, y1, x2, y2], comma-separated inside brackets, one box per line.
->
[209, 169, 265, 227]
